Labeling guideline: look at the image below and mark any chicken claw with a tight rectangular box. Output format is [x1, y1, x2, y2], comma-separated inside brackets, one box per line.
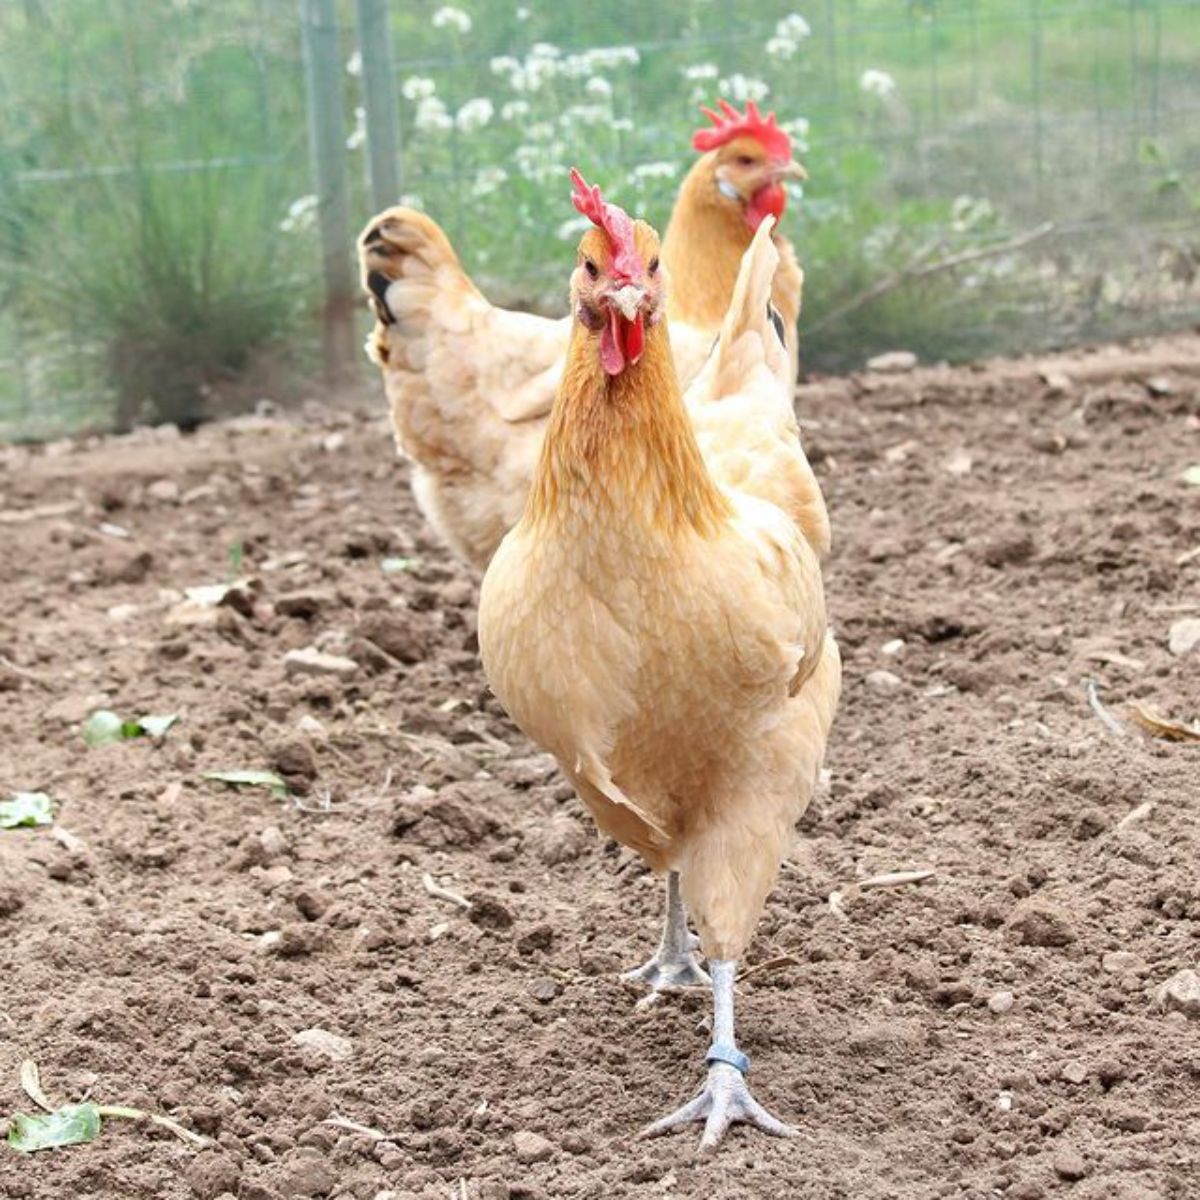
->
[622, 872, 710, 994]
[640, 1060, 797, 1150]
[640, 958, 797, 1149]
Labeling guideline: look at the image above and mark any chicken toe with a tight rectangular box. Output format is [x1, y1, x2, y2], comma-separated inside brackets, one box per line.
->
[622, 872, 709, 993]
[639, 959, 797, 1150]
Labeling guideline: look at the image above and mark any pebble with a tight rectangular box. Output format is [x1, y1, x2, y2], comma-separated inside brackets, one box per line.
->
[1167, 618, 1200, 657]
[987, 990, 1014, 1015]
[290, 1027, 353, 1062]
[1061, 1062, 1089, 1085]
[866, 349, 917, 373]
[1039, 368, 1074, 394]
[275, 591, 330, 620]
[1053, 1149, 1089, 1181]
[865, 669, 903, 692]
[276, 1147, 338, 1197]
[1155, 968, 1200, 1018]
[516, 924, 555, 955]
[512, 1130, 554, 1164]
[283, 646, 358, 679]
[881, 638, 906, 656]
[1102, 950, 1143, 975]
[528, 977, 558, 1004]
[1008, 899, 1077, 947]
[259, 826, 290, 861]
[146, 478, 181, 503]
[295, 714, 328, 742]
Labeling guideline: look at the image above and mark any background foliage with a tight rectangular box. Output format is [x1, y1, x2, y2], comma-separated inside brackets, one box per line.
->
[1, 0, 1198, 439]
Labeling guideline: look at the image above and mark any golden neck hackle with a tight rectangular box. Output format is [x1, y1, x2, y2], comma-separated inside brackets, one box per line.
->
[527, 316, 730, 539]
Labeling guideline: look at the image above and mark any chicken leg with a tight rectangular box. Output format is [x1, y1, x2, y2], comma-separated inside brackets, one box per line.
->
[641, 960, 797, 1150]
[622, 872, 710, 992]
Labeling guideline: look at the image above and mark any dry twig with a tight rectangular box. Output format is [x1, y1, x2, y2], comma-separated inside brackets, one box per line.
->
[859, 868, 937, 890]
[1085, 678, 1126, 738]
[422, 872, 471, 910]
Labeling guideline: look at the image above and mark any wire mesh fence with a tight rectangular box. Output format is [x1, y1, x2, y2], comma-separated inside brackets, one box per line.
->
[1, 0, 1198, 441]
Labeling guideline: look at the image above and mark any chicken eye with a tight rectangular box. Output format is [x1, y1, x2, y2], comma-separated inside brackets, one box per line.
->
[648, 257, 660, 275]
[583, 259, 599, 279]
[737, 154, 755, 167]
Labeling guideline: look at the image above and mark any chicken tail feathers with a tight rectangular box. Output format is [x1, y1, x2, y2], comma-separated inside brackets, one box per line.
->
[708, 216, 790, 396]
[357, 208, 480, 362]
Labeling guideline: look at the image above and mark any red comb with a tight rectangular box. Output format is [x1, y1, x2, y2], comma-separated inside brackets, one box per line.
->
[569, 168, 642, 281]
[692, 98, 792, 160]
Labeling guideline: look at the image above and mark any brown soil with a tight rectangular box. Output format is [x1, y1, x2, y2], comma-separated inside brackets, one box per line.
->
[1, 334, 1199, 1200]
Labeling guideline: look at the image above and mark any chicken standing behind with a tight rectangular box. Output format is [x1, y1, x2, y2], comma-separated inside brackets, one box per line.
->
[358, 99, 807, 569]
[478, 171, 840, 1148]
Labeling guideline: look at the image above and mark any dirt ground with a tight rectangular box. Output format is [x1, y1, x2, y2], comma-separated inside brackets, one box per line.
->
[1, 333, 1198, 1200]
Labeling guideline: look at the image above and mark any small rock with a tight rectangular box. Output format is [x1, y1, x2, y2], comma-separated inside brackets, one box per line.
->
[528, 977, 558, 1004]
[512, 1130, 554, 1164]
[1102, 950, 1143, 975]
[1109, 1109, 1150, 1133]
[276, 1147, 338, 1197]
[468, 895, 514, 931]
[276, 923, 323, 958]
[258, 865, 293, 892]
[294, 888, 329, 921]
[295, 715, 328, 743]
[1061, 1062, 1088, 1085]
[275, 591, 330, 620]
[866, 350, 917, 373]
[284, 646, 358, 680]
[146, 478, 181, 503]
[982, 531, 1035, 569]
[1039, 368, 1074, 395]
[987, 990, 1014, 1015]
[1144, 376, 1173, 397]
[358, 612, 431, 665]
[880, 638, 906, 656]
[1053, 1149, 1089, 1181]
[290, 1028, 353, 1062]
[1155, 968, 1200, 1018]
[515, 924, 555, 955]
[865, 669, 903, 692]
[1167, 618, 1200, 657]
[100, 548, 154, 585]
[933, 981, 974, 1007]
[270, 738, 317, 782]
[1009, 899, 1077, 948]
[185, 1150, 241, 1199]
[259, 826, 290, 861]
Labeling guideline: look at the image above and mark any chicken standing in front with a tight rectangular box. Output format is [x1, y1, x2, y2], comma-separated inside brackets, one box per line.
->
[478, 171, 840, 1149]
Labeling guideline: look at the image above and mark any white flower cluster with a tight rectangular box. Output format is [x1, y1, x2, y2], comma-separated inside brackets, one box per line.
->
[456, 97, 494, 134]
[279, 194, 317, 235]
[347, 105, 366, 150]
[630, 161, 677, 183]
[432, 6, 472, 34]
[718, 73, 770, 103]
[472, 166, 509, 198]
[767, 12, 811, 59]
[860, 69, 897, 99]
[490, 42, 638, 94]
[401, 76, 436, 101]
[415, 95, 452, 133]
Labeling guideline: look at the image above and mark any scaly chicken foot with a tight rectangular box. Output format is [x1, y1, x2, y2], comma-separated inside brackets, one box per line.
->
[640, 960, 797, 1151]
[622, 871, 710, 993]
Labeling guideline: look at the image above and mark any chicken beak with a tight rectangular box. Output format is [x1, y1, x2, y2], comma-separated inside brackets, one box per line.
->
[773, 159, 808, 183]
[610, 283, 646, 322]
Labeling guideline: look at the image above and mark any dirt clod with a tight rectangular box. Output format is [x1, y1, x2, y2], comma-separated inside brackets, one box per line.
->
[1009, 900, 1078, 947]
[512, 1131, 555, 1164]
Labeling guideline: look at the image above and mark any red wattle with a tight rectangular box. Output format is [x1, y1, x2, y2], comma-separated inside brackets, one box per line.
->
[622, 313, 644, 366]
[746, 182, 787, 230]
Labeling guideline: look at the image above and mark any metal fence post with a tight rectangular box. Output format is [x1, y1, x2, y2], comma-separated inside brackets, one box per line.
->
[300, 0, 356, 382]
[355, 0, 401, 211]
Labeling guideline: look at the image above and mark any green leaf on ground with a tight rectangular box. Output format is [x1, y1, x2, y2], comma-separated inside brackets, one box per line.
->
[0, 792, 54, 829]
[381, 557, 417, 573]
[138, 714, 179, 739]
[6, 1103, 101, 1153]
[202, 769, 288, 797]
[82, 710, 126, 746]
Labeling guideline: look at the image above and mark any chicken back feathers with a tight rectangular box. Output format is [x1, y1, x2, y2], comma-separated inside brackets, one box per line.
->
[479, 202, 840, 962]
